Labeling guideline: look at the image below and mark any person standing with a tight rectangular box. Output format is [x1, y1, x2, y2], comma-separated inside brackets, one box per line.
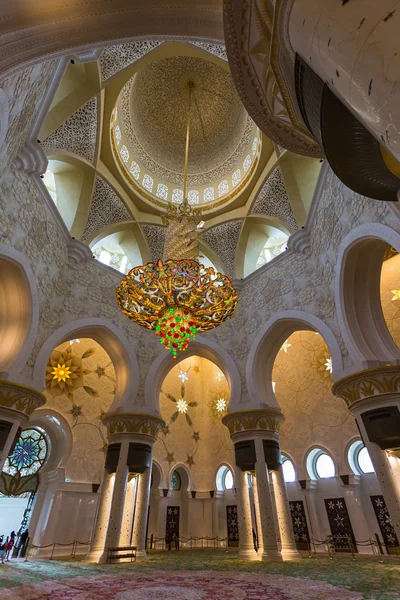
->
[5, 531, 15, 562]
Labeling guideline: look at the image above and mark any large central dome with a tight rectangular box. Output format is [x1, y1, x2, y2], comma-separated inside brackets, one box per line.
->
[129, 56, 248, 175]
[111, 50, 260, 209]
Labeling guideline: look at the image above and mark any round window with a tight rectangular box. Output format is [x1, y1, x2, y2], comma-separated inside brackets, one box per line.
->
[282, 457, 296, 482]
[315, 453, 335, 479]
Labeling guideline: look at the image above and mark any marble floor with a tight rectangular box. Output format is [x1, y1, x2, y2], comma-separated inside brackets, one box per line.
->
[0, 551, 398, 600]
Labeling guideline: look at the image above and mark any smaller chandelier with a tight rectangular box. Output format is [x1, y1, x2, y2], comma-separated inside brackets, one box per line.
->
[116, 81, 238, 358]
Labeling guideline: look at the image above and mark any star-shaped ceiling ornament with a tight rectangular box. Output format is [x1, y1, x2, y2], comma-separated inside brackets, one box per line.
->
[165, 452, 175, 464]
[193, 365, 200, 374]
[216, 397, 227, 413]
[215, 369, 224, 381]
[324, 357, 333, 373]
[280, 341, 291, 353]
[192, 431, 200, 441]
[177, 399, 188, 413]
[186, 455, 195, 467]
[392, 289, 400, 301]
[70, 404, 83, 417]
[52, 363, 71, 383]
[162, 425, 170, 435]
[178, 370, 189, 382]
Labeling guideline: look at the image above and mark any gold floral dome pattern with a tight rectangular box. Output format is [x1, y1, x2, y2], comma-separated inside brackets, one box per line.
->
[111, 55, 260, 210]
[130, 56, 247, 175]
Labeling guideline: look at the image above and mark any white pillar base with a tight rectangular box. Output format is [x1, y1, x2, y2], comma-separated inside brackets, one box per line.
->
[135, 549, 148, 561]
[281, 547, 301, 561]
[238, 547, 259, 560]
[86, 549, 104, 564]
[260, 549, 283, 562]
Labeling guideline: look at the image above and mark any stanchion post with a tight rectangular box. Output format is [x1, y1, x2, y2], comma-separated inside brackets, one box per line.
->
[50, 542, 56, 560]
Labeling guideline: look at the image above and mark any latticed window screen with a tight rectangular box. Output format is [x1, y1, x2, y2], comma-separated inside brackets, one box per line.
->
[371, 495, 399, 551]
[289, 501, 310, 550]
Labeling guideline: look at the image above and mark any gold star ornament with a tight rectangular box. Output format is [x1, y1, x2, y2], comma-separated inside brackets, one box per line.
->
[52, 363, 71, 383]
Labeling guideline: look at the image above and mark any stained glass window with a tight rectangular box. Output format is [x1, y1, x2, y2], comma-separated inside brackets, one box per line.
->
[188, 190, 199, 205]
[232, 169, 241, 187]
[204, 187, 214, 202]
[218, 180, 229, 197]
[172, 189, 183, 204]
[115, 125, 121, 145]
[243, 154, 251, 173]
[3, 429, 47, 478]
[216, 465, 234, 491]
[142, 174, 154, 192]
[156, 183, 168, 200]
[171, 470, 181, 491]
[120, 145, 129, 164]
[130, 161, 140, 180]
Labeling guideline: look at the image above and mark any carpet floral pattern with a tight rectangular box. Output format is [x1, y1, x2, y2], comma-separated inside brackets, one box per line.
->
[0, 570, 362, 600]
[0, 553, 399, 600]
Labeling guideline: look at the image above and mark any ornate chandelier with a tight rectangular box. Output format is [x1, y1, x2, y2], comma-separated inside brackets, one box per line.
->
[116, 82, 238, 358]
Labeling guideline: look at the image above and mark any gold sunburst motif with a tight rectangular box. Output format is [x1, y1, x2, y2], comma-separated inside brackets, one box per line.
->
[391, 289, 400, 301]
[51, 364, 71, 383]
[45, 346, 83, 398]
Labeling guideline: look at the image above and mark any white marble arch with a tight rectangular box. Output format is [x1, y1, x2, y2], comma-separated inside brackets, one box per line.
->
[335, 222, 400, 370]
[0, 242, 39, 382]
[168, 463, 192, 492]
[32, 317, 139, 411]
[144, 336, 242, 415]
[246, 310, 345, 410]
[0, 2, 224, 78]
[151, 459, 164, 490]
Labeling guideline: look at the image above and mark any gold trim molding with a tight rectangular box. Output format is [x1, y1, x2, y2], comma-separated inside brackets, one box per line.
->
[332, 366, 400, 409]
[0, 380, 46, 418]
[222, 408, 284, 435]
[102, 411, 165, 439]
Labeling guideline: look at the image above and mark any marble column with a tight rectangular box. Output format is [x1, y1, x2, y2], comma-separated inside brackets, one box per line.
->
[289, 0, 400, 162]
[252, 474, 264, 555]
[333, 367, 400, 541]
[234, 465, 258, 559]
[87, 471, 115, 562]
[271, 465, 300, 560]
[0, 380, 45, 473]
[119, 475, 138, 546]
[254, 438, 282, 561]
[131, 463, 153, 560]
[100, 440, 130, 562]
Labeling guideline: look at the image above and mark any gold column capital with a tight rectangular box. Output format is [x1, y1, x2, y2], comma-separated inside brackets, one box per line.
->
[0, 379, 46, 419]
[222, 408, 284, 437]
[332, 365, 400, 410]
[102, 412, 165, 440]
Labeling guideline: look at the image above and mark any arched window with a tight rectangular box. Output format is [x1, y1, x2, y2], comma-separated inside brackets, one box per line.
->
[130, 161, 140, 180]
[232, 169, 241, 187]
[171, 470, 181, 491]
[204, 187, 214, 202]
[120, 145, 129, 164]
[243, 154, 251, 173]
[256, 233, 288, 269]
[307, 448, 336, 480]
[3, 429, 48, 478]
[216, 466, 234, 491]
[188, 190, 199, 205]
[348, 440, 375, 475]
[156, 183, 168, 200]
[172, 189, 183, 204]
[218, 180, 229, 197]
[282, 456, 296, 482]
[43, 169, 57, 204]
[142, 174, 154, 193]
[93, 244, 132, 274]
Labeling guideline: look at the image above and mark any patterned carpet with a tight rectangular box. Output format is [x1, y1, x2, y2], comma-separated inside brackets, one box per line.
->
[0, 551, 398, 600]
